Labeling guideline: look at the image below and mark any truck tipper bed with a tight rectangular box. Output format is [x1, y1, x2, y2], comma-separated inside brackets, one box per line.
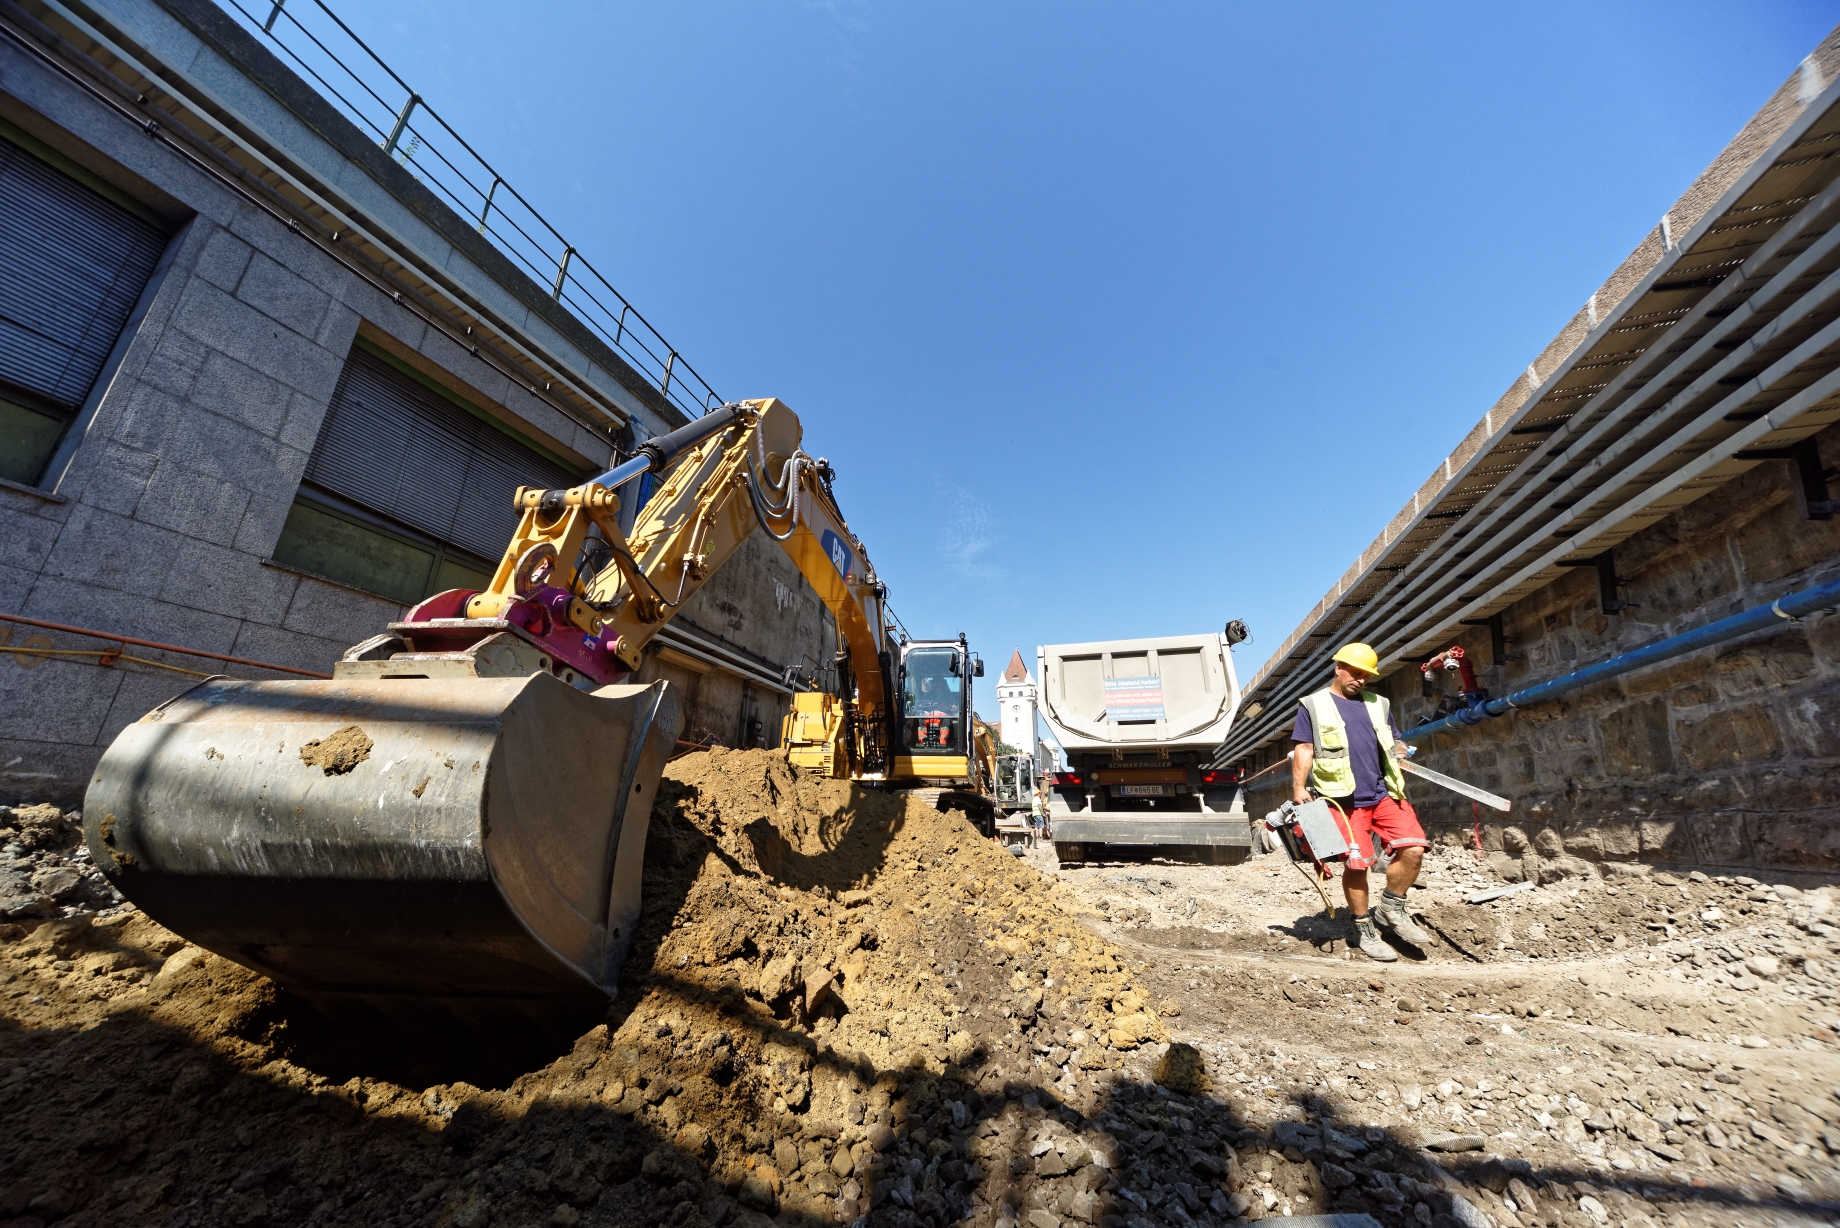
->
[1036, 630, 1249, 864]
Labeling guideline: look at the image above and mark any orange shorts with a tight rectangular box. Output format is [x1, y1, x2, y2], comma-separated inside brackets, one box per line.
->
[1339, 796, 1427, 873]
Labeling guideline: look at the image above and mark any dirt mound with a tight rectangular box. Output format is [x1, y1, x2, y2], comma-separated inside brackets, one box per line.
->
[0, 748, 1187, 1228]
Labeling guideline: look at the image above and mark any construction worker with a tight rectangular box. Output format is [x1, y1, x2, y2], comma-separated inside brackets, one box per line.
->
[1290, 642, 1432, 962]
[1028, 784, 1047, 848]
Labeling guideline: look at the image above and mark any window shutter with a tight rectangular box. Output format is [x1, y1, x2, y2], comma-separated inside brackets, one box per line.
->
[304, 348, 582, 562]
[0, 137, 166, 407]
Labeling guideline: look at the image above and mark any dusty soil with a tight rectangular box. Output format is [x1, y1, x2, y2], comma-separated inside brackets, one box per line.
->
[1036, 836, 1840, 1227]
[1, 754, 1836, 1228]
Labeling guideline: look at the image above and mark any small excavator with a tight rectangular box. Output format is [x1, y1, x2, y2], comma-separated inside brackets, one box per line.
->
[83, 398, 994, 1031]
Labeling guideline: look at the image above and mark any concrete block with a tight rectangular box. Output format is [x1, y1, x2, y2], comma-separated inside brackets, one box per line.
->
[152, 406, 300, 496]
[188, 349, 292, 437]
[228, 619, 345, 676]
[1689, 812, 1755, 867]
[0, 503, 59, 575]
[170, 279, 344, 400]
[191, 224, 254, 291]
[37, 506, 182, 600]
[346, 286, 425, 349]
[279, 390, 330, 454]
[1638, 818, 1692, 861]
[1746, 812, 1840, 872]
[1600, 699, 1674, 775]
[23, 577, 242, 655]
[231, 492, 294, 558]
[72, 441, 160, 519]
[135, 327, 209, 399]
[107, 382, 188, 454]
[1627, 543, 1736, 625]
[0, 735, 106, 806]
[1734, 491, 1840, 585]
[279, 573, 402, 640]
[0, 562, 36, 614]
[1713, 631, 1816, 696]
[133, 460, 250, 547]
[1780, 678, 1840, 759]
[0, 655, 122, 746]
[316, 299, 361, 355]
[1676, 702, 1783, 771]
[157, 538, 300, 628]
[235, 251, 331, 340]
[98, 667, 209, 746]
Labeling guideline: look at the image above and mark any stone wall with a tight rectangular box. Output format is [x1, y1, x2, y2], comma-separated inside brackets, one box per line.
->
[0, 17, 829, 801]
[1245, 420, 1840, 877]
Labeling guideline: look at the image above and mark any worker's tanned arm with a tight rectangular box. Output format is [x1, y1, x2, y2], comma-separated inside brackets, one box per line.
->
[1291, 744, 1313, 805]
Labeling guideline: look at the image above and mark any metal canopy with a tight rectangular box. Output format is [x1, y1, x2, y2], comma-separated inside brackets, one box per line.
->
[1215, 37, 1840, 769]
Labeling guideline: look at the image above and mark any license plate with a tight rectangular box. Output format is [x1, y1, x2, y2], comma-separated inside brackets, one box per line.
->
[1117, 784, 1167, 797]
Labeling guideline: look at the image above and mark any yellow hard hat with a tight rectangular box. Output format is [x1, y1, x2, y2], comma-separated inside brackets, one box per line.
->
[1332, 642, 1380, 677]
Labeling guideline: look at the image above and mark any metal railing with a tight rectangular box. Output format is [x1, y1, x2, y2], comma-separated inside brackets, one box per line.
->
[221, 0, 723, 422]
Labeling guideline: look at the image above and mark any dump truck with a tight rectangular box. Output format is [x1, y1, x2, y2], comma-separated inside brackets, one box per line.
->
[84, 398, 995, 1036]
[1036, 624, 1251, 864]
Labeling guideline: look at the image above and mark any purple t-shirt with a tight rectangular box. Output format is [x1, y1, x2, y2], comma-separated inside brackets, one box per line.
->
[1291, 693, 1402, 808]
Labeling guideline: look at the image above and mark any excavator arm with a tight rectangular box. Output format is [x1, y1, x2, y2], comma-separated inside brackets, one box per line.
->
[432, 397, 893, 775]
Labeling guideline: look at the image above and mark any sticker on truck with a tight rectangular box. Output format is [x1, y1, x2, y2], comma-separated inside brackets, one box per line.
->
[1103, 676, 1166, 722]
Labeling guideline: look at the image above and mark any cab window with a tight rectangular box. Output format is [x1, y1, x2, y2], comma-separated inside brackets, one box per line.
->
[901, 649, 963, 754]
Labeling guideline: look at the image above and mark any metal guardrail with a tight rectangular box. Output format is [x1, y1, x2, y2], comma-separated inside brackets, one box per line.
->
[220, 0, 723, 422]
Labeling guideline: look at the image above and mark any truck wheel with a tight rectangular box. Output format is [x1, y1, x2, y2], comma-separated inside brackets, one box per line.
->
[1053, 841, 1085, 866]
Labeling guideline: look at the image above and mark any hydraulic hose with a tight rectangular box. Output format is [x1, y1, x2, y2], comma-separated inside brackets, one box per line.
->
[590, 401, 748, 490]
[1404, 570, 1840, 743]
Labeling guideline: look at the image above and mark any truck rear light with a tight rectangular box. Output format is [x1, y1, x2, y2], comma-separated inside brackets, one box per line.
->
[1051, 772, 1083, 786]
[1199, 769, 1239, 785]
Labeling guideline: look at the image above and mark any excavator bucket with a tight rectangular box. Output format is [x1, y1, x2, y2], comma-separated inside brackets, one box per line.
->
[82, 672, 680, 1033]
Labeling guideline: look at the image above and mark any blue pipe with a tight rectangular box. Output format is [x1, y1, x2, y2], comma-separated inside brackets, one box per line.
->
[1403, 571, 1840, 743]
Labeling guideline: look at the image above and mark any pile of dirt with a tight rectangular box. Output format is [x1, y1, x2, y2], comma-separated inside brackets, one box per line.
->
[0, 748, 1203, 1228]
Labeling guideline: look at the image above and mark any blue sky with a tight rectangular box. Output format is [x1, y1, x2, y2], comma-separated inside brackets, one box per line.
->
[289, 1, 1834, 718]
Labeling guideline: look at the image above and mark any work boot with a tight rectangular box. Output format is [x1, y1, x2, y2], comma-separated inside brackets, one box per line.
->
[1353, 913, 1397, 962]
[1375, 890, 1432, 946]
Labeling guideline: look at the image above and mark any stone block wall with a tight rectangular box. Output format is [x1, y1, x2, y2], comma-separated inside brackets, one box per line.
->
[1369, 420, 1840, 877]
[0, 23, 829, 801]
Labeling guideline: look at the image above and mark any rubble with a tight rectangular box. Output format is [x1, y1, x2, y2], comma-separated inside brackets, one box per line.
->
[2, 757, 1837, 1227]
[0, 803, 126, 919]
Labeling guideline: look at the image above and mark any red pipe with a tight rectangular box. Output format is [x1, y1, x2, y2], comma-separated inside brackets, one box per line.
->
[0, 612, 333, 679]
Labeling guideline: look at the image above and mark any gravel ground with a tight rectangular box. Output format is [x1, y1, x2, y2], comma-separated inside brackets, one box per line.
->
[1026, 837, 1840, 1226]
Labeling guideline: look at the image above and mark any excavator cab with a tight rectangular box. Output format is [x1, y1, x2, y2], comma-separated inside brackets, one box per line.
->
[894, 638, 981, 778]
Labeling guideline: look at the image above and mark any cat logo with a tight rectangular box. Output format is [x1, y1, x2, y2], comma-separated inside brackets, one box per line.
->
[821, 529, 854, 580]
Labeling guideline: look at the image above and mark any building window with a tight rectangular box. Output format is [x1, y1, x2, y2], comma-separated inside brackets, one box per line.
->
[0, 129, 170, 487]
[272, 342, 583, 603]
[272, 490, 494, 606]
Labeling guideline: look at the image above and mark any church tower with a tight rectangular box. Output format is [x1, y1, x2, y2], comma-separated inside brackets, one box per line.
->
[996, 649, 1039, 762]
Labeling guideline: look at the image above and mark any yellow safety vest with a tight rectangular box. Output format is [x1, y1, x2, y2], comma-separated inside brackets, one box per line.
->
[1299, 687, 1406, 802]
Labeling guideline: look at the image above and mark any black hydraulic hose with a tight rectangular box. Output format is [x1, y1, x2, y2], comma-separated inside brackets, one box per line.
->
[590, 401, 747, 489]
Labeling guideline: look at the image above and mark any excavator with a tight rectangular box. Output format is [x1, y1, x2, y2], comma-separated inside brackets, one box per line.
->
[82, 398, 995, 1032]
